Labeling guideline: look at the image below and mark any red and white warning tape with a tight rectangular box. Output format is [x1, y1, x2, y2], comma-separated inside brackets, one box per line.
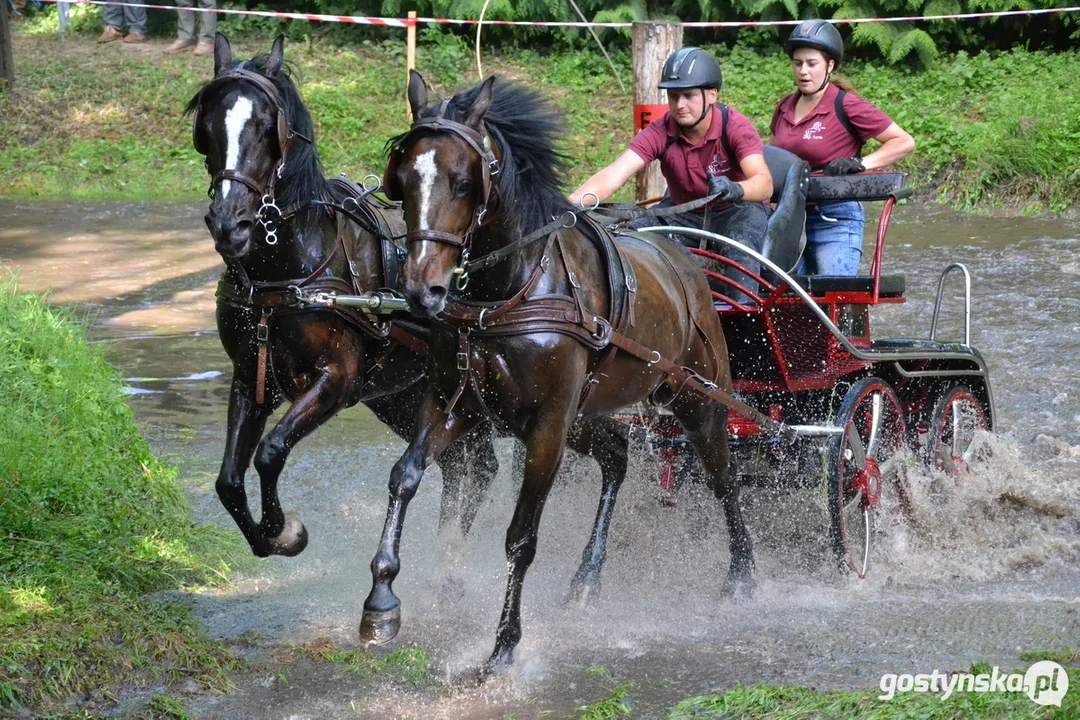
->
[35, 0, 1080, 28]
[39, 0, 411, 26]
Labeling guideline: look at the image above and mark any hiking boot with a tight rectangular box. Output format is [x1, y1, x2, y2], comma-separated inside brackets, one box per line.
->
[164, 39, 196, 54]
[97, 26, 123, 43]
[123, 32, 147, 44]
[193, 42, 214, 57]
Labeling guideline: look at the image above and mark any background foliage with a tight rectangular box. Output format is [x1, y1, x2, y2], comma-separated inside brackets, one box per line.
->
[207, 0, 1080, 66]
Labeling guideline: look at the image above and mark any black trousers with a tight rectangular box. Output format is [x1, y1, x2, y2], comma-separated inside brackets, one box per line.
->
[631, 200, 769, 303]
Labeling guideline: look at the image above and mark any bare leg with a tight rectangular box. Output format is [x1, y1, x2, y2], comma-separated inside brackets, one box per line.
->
[565, 417, 630, 606]
[673, 394, 755, 599]
[483, 407, 573, 676]
[251, 370, 354, 556]
[360, 390, 483, 645]
[214, 376, 277, 557]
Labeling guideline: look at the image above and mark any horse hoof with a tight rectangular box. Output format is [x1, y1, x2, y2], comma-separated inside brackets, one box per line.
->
[269, 512, 308, 557]
[359, 606, 401, 646]
[481, 650, 513, 679]
[564, 578, 601, 608]
[720, 575, 756, 603]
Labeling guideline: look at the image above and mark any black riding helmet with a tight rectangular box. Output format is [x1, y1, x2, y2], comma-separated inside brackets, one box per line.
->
[658, 48, 722, 131]
[785, 20, 844, 95]
[658, 47, 723, 90]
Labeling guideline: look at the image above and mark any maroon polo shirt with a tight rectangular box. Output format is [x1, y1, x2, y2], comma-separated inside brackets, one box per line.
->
[770, 83, 893, 170]
[628, 104, 764, 210]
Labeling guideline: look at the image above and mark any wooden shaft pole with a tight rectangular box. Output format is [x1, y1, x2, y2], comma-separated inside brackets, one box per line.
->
[405, 10, 416, 119]
[631, 21, 682, 204]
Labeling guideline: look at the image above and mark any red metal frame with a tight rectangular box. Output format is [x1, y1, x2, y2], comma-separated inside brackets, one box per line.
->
[675, 198, 906, 433]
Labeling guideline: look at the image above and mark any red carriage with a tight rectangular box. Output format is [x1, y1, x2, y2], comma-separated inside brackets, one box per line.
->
[628, 152, 995, 577]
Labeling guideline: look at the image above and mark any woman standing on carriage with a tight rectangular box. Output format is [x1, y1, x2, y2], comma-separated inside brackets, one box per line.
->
[569, 47, 773, 298]
[771, 19, 915, 276]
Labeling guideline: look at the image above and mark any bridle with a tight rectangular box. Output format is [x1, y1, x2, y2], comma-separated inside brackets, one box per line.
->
[193, 67, 313, 245]
[384, 99, 501, 288]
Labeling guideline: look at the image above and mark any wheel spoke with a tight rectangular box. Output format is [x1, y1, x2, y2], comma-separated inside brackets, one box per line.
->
[866, 392, 883, 458]
[847, 423, 867, 470]
[950, 403, 961, 458]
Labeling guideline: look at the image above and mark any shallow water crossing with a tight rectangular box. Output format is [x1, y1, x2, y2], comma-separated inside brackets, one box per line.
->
[1, 199, 1078, 717]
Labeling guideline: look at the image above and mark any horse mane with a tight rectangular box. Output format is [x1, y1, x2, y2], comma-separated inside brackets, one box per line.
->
[185, 55, 327, 211]
[392, 77, 572, 235]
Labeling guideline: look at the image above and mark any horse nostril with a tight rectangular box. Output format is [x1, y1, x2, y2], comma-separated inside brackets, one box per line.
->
[236, 219, 253, 236]
[428, 285, 447, 302]
[204, 213, 214, 232]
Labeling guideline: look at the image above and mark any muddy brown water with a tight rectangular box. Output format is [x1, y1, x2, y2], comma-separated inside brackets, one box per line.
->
[1, 198, 1078, 719]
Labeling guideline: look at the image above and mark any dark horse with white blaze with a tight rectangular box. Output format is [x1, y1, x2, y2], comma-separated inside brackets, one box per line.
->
[186, 34, 502, 562]
[187, 36, 630, 604]
[361, 71, 755, 677]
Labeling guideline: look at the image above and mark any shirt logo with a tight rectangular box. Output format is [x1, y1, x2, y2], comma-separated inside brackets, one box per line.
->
[803, 121, 826, 140]
[707, 152, 729, 176]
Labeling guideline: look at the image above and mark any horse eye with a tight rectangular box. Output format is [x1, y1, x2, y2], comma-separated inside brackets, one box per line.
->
[456, 180, 472, 196]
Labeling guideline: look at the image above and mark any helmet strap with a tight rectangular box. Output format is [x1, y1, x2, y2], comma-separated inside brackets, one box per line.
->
[798, 59, 835, 97]
[687, 89, 711, 131]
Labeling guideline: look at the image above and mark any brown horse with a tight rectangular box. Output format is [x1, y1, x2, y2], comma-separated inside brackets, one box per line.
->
[186, 34, 502, 565]
[361, 71, 754, 677]
[188, 36, 629, 609]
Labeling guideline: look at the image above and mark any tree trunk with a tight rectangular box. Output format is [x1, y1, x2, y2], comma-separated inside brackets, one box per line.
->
[0, 2, 14, 91]
[631, 21, 681, 204]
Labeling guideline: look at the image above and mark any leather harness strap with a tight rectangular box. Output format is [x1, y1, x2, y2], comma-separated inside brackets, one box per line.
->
[216, 193, 427, 405]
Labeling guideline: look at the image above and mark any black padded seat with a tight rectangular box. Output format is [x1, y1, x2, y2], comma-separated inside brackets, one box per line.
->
[807, 172, 909, 203]
[788, 274, 906, 296]
[761, 145, 809, 274]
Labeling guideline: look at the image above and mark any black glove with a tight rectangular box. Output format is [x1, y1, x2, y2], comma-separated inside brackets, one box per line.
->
[822, 157, 866, 176]
[707, 175, 745, 203]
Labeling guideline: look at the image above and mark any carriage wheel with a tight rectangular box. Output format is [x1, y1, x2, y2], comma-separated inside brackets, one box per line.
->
[926, 385, 990, 476]
[828, 377, 908, 579]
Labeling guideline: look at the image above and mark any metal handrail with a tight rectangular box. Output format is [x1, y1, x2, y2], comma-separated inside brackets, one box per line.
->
[929, 262, 972, 346]
[644, 227, 987, 368]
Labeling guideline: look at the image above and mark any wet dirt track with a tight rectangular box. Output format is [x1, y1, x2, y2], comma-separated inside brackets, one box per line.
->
[2, 199, 1079, 719]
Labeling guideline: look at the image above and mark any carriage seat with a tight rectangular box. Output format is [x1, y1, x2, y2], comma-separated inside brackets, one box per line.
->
[807, 172, 909, 203]
[788, 274, 906, 297]
[761, 145, 810, 275]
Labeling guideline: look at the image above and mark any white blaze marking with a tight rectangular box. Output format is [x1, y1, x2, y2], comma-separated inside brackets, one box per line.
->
[221, 96, 254, 199]
[413, 148, 438, 264]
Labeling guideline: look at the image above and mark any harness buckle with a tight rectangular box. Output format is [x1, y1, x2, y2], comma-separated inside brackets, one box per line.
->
[457, 351, 469, 371]
[257, 322, 270, 342]
[590, 316, 612, 345]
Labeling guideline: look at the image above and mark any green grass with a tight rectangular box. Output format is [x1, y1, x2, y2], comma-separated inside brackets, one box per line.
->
[2, 23, 1079, 214]
[289, 637, 433, 687]
[0, 277, 246, 714]
[666, 663, 1079, 719]
[577, 681, 637, 719]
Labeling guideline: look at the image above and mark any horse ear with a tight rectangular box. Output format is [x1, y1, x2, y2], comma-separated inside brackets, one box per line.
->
[213, 32, 232, 76]
[407, 69, 428, 121]
[265, 35, 285, 79]
[463, 76, 495, 130]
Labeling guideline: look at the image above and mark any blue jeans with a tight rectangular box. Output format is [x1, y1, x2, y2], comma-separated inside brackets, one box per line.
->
[797, 201, 864, 276]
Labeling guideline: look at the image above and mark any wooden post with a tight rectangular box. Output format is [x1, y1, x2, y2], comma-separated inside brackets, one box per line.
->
[631, 21, 681, 204]
[0, 1, 14, 91]
[405, 10, 416, 119]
